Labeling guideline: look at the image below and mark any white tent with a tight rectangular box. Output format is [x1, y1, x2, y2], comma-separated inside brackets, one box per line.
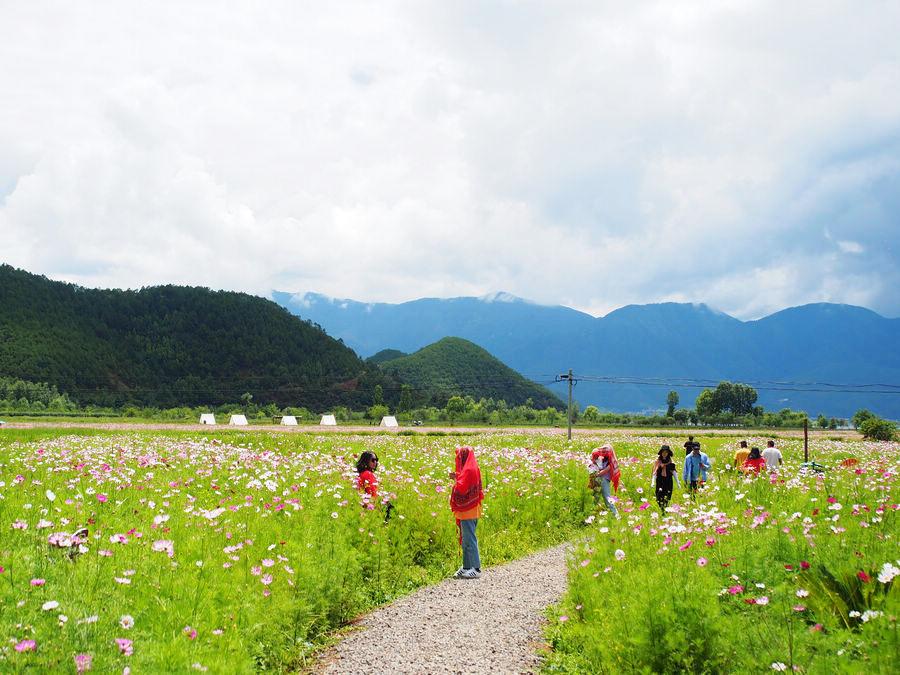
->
[379, 415, 399, 428]
[280, 415, 298, 426]
[319, 414, 337, 426]
[199, 413, 216, 425]
[229, 414, 249, 426]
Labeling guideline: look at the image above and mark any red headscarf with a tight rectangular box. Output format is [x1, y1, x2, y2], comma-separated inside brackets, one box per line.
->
[450, 446, 484, 513]
[591, 444, 621, 492]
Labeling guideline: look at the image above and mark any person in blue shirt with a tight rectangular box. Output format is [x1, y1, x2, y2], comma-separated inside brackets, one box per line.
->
[682, 443, 711, 496]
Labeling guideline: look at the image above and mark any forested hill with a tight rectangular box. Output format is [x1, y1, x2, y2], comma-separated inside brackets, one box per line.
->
[0, 265, 391, 409]
[378, 337, 564, 409]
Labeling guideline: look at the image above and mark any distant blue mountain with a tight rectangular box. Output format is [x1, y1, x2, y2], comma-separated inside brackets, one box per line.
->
[272, 291, 900, 418]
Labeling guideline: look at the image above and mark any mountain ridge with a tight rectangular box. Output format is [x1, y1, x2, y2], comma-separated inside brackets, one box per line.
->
[274, 291, 900, 418]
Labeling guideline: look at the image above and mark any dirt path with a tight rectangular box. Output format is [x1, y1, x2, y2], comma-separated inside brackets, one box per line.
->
[312, 544, 570, 675]
[0, 420, 860, 439]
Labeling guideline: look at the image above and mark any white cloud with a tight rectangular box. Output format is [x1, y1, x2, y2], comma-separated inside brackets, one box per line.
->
[1, 1, 899, 318]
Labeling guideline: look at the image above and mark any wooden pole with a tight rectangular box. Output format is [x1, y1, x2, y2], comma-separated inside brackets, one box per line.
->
[567, 368, 573, 441]
[804, 417, 809, 462]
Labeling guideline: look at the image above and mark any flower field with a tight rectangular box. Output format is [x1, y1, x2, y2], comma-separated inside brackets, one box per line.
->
[1, 429, 896, 673]
[545, 435, 899, 674]
[0, 429, 589, 672]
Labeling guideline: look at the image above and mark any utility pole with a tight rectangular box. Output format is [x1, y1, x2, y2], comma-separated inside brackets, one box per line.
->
[558, 369, 574, 440]
[804, 417, 809, 463]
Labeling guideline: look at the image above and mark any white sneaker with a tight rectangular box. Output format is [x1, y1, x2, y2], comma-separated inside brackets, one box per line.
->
[459, 568, 479, 579]
[453, 567, 466, 578]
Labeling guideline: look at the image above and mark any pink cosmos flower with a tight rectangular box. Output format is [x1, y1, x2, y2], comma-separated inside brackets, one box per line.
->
[679, 540, 693, 551]
[183, 626, 197, 640]
[800, 561, 810, 570]
[697, 557, 708, 567]
[74, 653, 92, 672]
[96, 494, 108, 503]
[14, 639, 36, 652]
[151, 540, 174, 558]
[261, 574, 273, 585]
[30, 578, 46, 586]
[705, 537, 716, 547]
[857, 571, 871, 583]
[114, 638, 133, 656]
[728, 585, 744, 594]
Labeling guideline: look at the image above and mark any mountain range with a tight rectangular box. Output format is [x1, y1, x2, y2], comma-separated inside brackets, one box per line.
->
[273, 291, 900, 418]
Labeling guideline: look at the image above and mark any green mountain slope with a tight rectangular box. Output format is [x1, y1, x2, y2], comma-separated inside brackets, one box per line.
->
[379, 337, 563, 409]
[0, 265, 391, 409]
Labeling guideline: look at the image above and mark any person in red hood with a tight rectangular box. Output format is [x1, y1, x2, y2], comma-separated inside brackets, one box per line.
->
[588, 444, 621, 518]
[449, 446, 484, 579]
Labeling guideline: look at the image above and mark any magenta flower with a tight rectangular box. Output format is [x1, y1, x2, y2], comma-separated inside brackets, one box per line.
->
[114, 638, 133, 656]
[14, 639, 36, 652]
[727, 585, 744, 594]
[678, 540, 693, 552]
[183, 626, 197, 640]
[96, 494, 108, 503]
[30, 578, 46, 587]
[696, 557, 708, 567]
[74, 653, 92, 672]
[261, 574, 273, 585]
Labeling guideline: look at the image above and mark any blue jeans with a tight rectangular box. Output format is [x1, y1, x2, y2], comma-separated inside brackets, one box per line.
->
[593, 478, 618, 516]
[460, 518, 481, 570]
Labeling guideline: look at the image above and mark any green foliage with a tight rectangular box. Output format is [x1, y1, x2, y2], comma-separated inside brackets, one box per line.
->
[367, 404, 390, 421]
[860, 417, 896, 441]
[852, 409, 877, 429]
[666, 390, 679, 417]
[0, 265, 397, 411]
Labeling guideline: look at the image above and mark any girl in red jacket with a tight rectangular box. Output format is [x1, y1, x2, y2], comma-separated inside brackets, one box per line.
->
[450, 446, 484, 579]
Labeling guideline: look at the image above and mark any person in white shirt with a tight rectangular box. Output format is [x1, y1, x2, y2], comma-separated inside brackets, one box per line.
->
[762, 440, 783, 471]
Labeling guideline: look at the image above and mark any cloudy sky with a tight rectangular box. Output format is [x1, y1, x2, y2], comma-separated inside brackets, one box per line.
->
[2, 1, 899, 319]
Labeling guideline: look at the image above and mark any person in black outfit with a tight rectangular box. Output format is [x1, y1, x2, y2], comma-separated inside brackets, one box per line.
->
[651, 445, 680, 512]
[684, 435, 699, 457]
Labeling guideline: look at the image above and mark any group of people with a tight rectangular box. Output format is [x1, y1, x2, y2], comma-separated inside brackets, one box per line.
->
[354, 446, 484, 581]
[733, 439, 783, 474]
[588, 436, 785, 514]
[352, 435, 786, 580]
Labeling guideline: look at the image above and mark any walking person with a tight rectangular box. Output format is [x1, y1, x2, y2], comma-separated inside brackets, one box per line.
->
[651, 445, 680, 512]
[588, 444, 621, 518]
[762, 439, 783, 472]
[450, 446, 484, 579]
[684, 435, 699, 457]
[682, 442, 711, 497]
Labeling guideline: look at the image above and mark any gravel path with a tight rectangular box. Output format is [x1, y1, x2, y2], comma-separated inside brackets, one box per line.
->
[313, 544, 570, 675]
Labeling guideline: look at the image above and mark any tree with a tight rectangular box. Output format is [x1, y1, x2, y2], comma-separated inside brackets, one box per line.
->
[666, 391, 679, 417]
[373, 384, 383, 406]
[852, 409, 876, 429]
[240, 392, 253, 410]
[368, 404, 389, 422]
[816, 414, 828, 429]
[397, 384, 413, 413]
[445, 396, 468, 425]
[695, 389, 718, 418]
[582, 405, 601, 424]
[860, 417, 896, 441]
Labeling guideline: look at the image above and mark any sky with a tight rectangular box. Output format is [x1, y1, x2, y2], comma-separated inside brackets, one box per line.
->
[1, 1, 899, 319]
